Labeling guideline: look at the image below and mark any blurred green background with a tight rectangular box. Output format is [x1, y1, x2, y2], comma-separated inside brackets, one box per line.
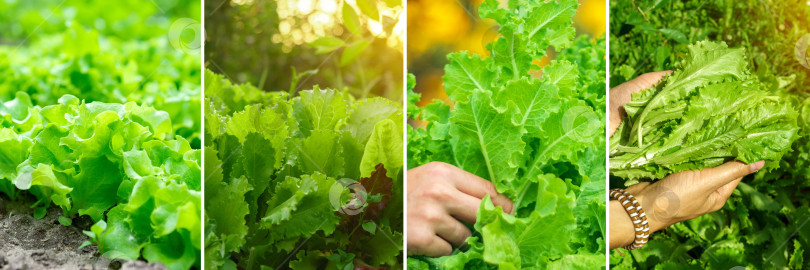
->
[205, 0, 404, 101]
[609, 0, 810, 91]
[0, 0, 202, 146]
[0, 0, 200, 43]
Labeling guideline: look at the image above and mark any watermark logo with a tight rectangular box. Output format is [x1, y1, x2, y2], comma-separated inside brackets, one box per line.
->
[168, 18, 204, 54]
[796, 34, 810, 69]
[640, 185, 681, 223]
[562, 106, 600, 142]
[329, 178, 367, 215]
[481, 24, 500, 52]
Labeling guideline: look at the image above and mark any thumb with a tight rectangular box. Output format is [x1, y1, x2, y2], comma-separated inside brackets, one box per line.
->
[715, 177, 743, 202]
[624, 181, 650, 195]
[699, 160, 764, 191]
[609, 71, 672, 137]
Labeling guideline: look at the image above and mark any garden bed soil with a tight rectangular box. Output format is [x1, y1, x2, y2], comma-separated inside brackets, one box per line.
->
[0, 196, 167, 270]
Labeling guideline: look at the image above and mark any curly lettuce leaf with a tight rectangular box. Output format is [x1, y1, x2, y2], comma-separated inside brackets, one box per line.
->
[0, 92, 201, 270]
[204, 69, 404, 269]
[407, 0, 606, 268]
[611, 41, 799, 181]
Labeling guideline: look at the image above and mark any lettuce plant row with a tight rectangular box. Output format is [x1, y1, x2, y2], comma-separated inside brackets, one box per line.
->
[0, 2, 202, 269]
[0, 92, 201, 269]
[0, 23, 202, 146]
[406, 0, 607, 268]
[203, 70, 404, 269]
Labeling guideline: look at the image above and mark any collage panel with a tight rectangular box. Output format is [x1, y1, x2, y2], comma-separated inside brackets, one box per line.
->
[0, 0, 202, 269]
[406, 0, 607, 269]
[609, 0, 810, 269]
[202, 0, 405, 269]
[7, 0, 808, 269]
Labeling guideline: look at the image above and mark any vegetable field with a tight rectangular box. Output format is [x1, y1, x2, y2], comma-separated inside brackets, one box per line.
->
[204, 70, 403, 269]
[610, 0, 810, 269]
[407, 0, 607, 268]
[0, 1, 202, 269]
[203, 0, 404, 269]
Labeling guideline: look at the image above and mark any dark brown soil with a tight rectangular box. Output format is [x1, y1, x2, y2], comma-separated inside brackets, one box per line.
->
[0, 196, 165, 270]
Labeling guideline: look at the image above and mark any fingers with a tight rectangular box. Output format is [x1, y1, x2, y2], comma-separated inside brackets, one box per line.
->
[414, 235, 453, 257]
[715, 177, 743, 202]
[445, 191, 484, 223]
[609, 70, 672, 107]
[614, 71, 673, 99]
[407, 162, 517, 258]
[487, 193, 514, 215]
[434, 215, 472, 247]
[406, 205, 456, 256]
[609, 71, 673, 136]
[699, 160, 764, 191]
[420, 162, 514, 213]
[406, 205, 468, 256]
[445, 168, 514, 214]
[707, 177, 743, 213]
[631, 71, 673, 89]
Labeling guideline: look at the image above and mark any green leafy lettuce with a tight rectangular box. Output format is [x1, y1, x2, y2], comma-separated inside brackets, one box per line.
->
[610, 41, 799, 183]
[407, 0, 606, 268]
[0, 93, 201, 270]
[204, 69, 403, 269]
[0, 10, 201, 147]
[610, 1, 810, 268]
[0, 2, 202, 268]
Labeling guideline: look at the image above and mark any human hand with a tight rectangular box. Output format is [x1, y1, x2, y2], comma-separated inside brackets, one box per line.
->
[608, 71, 672, 137]
[609, 160, 764, 248]
[608, 72, 764, 249]
[406, 162, 514, 257]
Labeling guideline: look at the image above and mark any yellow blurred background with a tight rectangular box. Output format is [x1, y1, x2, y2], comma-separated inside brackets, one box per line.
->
[407, 0, 606, 111]
[206, 0, 404, 100]
[272, 0, 404, 52]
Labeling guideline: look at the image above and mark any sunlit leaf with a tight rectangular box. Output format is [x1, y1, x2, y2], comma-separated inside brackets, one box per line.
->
[340, 40, 370, 66]
[342, 2, 362, 35]
[382, 0, 400, 8]
[309, 36, 346, 54]
[356, 0, 380, 21]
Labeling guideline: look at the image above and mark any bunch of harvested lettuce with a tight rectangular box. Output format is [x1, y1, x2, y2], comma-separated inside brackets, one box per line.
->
[610, 41, 799, 183]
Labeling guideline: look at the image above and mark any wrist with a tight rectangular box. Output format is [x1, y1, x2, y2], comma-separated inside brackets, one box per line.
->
[634, 193, 671, 233]
[610, 188, 651, 250]
[609, 200, 635, 249]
